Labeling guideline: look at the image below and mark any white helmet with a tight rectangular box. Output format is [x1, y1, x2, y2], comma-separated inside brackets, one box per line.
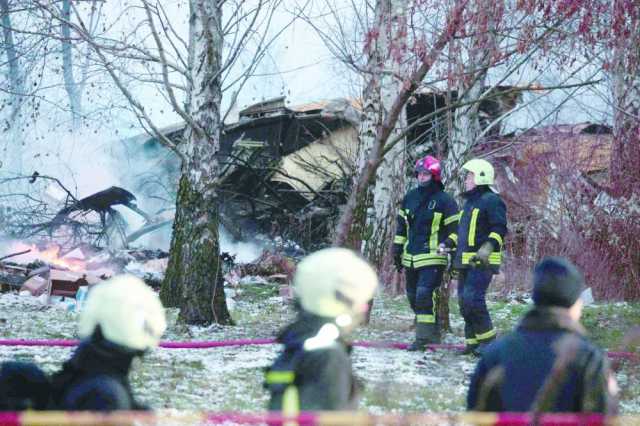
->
[293, 248, 378, 321]
[462, 158, 495, 186]
[78, 275, 166, 352]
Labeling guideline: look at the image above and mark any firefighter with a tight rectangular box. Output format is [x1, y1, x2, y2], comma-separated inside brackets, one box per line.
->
[439, 158, 507, 355]
[0, 362, 51, 410]
[0, 275, 166, 411]
[393, 155, 459, 350]
[50, 274, 166, 410]
[467, 257, 618, 413]
[264, 247, 378, 414]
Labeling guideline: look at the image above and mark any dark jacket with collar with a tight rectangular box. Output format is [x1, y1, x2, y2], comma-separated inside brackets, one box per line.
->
[49, 334, 146, 411]
[452, 185, 507, 271]
[394, 181, 459, 269]
[467, 306, 615, 413]
[0, 332, 146, 412]
[265, 313, 358, 412]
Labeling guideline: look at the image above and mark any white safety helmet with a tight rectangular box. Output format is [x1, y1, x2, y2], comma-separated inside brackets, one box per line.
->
[293, 248, 378, 322]
[78, 275, 166, 352]
[462, 158, 495, 186]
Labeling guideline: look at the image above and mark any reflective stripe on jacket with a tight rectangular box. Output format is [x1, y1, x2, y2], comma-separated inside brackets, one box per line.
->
[452, 186, 507, 270]
[394, 181, 459, 269]
[265, 314, 356, 414]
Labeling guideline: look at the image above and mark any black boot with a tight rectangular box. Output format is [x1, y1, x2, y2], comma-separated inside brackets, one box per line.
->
[461, 344, 478, 355]
[407, 323, 439, 351]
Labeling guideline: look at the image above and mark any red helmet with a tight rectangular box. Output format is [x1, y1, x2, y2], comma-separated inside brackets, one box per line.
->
[414, 155, 442, 182]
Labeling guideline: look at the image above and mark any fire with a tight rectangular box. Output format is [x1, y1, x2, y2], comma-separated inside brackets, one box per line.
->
[9, 242, 86, 272]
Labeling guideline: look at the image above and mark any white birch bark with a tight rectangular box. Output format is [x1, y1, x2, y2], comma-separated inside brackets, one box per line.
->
[360, 0, 407, 268]
[443, 0, 499, 194]
[1, 0, 26, 172]
[161, 0, 231, 324]
[610, 16, 640, 196]
[61, 0, 82, 126]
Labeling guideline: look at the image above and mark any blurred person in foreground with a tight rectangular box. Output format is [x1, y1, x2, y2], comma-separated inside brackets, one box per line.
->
[0, 275, 166, 411]
[264, 247, 378, 414]
[467, 257, 618, 413]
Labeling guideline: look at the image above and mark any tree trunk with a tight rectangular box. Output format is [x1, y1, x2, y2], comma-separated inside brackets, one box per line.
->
[443, 1, 499, 190]
[343, 0, 407, 276]
[61, 0, 82, 126]
[444, 76, 486, 193]
[611, 16, 640, 197]
[1, 0, 24, 120]
[333, 1, 467, 248]
[363, 0, 408, 279]
[160, 0, 231, 325]
[1, 0, 25, 172]
[441, 0, 500, 331]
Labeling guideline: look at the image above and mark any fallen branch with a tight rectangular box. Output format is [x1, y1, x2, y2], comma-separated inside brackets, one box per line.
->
[0, 249, 31, 262]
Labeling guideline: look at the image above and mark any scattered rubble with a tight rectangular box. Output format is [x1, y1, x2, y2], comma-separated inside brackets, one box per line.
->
[1, 238, 300, 308]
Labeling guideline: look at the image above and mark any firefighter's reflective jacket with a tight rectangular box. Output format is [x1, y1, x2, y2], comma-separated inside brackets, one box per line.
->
[394, 181, 459, 269]
[264, 313, 358, 414]
[451, 186, 507, 270]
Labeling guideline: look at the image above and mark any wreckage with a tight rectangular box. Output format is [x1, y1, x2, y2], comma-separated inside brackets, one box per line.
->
[0, 89, 523, 301]
[0, 87, 522, 269]
[30, 185, 151, 240]
[0, 171, 164, 249]
[125, 88, 521, 248]
[0, 241, 173, 302]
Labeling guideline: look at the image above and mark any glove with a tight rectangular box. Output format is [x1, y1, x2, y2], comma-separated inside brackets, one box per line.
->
[393, 244, 404, 271]
[438, 238, 456, 254]
[470, 241, 494, 267]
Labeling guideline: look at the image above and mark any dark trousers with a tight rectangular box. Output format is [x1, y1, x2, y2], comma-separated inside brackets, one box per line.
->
[457, 268, 496, 345]
[405, 267, 444, 323]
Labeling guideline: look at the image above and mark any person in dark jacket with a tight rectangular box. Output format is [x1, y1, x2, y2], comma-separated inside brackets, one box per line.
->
[393, 155, 459, 350]
[0, 275, 166, 411]
[265, 248, 378, 414]
[440, 158, 507, 355]
[467, 257, 618, 413]
[0, 362, 51, 410]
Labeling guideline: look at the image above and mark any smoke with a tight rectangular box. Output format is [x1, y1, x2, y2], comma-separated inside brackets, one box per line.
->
[219, 227, 263, 263]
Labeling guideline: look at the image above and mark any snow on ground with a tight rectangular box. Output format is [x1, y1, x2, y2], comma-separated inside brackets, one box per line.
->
[0, 286, 639, 417]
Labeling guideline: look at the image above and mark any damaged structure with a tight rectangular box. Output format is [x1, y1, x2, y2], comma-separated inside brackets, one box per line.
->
[126, 88, 523, 248]
[470, 122, 621, 294]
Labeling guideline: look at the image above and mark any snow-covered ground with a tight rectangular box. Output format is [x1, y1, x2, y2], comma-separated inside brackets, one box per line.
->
[0, 285, 638, 417]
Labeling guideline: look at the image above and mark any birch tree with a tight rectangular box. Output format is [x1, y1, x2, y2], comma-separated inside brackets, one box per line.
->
[0, 0, 25, 122]
[332, 0, 470, 248]
[60, 0, 81, 125]
[609, 1, 640, 196]
[443, 0, 502, 193]
[0, 0, 28, 172]
[35, 0, 287, 324]
[153, 0, 228, 324]
[359, 0, 408, 273]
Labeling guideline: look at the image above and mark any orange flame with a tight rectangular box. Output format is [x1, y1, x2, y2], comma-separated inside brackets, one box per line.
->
[10, 242, 86, 272]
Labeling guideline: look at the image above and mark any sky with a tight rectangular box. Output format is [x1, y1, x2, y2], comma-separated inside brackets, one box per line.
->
[0, 0, 614, 252]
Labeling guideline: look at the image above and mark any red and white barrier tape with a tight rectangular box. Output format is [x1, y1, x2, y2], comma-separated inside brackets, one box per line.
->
[0, 410, 631, 426]
[0, 338, 637, 361]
